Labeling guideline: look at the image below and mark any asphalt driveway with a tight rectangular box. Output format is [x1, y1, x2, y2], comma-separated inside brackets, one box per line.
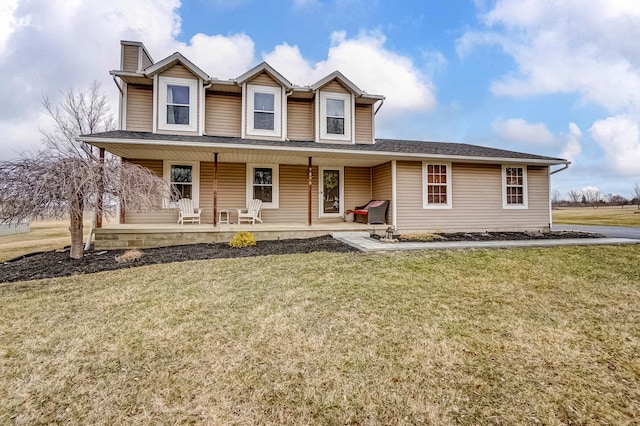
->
[553, 224, 640, 240]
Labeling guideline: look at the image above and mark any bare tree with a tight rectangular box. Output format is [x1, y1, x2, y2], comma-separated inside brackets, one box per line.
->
[567, 189, 582, 205]
[609, 194, 628, 208]
[633, 182, 640, 210]
[0, 82, 172, 259]
[582, 188, 603, 208]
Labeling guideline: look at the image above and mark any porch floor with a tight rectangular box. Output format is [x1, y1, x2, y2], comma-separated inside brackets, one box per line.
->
[93, 221, 380, 249]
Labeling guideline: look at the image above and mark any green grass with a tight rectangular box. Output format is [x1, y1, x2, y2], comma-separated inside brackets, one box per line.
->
[1, 246, 639, 424]
[554, 206, 640, 227]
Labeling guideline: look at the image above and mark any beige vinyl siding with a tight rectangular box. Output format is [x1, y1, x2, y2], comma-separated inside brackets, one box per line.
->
[395, 161, 551, 233]
[344, 167, 372, 210]
[124, 160, 178, 224]
[156, 64, 200, 136]
[141, 51, 153, 70]
[122, 45, 139, 72]
[322, 80, 349, 94]
[263, 164, 311, 224]
[125, 85, 153, 132]
[206, 93, 241, 137]
[162, 64, 197, 79]
[287, 100, 313, 141]
[247, 72, 280, 87]
[355, 104, 373, 144]
[372, 162, 393, 224]
[200, 162, 246, 224]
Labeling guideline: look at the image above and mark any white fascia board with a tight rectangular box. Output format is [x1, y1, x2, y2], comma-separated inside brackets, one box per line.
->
[78, 136, 568, 166]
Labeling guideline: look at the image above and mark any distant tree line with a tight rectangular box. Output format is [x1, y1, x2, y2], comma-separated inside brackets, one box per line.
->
[552, 183, 640, 209]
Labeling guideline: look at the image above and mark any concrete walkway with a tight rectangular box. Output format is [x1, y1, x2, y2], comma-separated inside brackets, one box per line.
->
[332, 231, 640, 252]
[553, 224, 640, 240]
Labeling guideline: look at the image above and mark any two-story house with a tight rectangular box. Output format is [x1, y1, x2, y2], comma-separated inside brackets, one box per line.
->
[80, 41, 569, 249]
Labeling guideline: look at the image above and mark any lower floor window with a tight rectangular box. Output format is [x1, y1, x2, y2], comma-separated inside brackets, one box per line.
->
[247, 164, 279, 208]
[170, 164, 193, 200]
[423, 162, 452, 208]
[502, 165, 528, 208]
[252, 167, 273, 202]
[163, 161, 200, 208]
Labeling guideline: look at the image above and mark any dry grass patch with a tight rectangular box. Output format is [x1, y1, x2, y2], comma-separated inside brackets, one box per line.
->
[554, 206, 640, 227]
[1, 246, 639, 424]
[0, 219, 92, 262]
[399, 232, 446, 241]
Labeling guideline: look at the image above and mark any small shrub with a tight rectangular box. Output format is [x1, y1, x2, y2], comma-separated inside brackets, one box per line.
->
[229, 231, 256, 248]
[115, 249, 143, 263]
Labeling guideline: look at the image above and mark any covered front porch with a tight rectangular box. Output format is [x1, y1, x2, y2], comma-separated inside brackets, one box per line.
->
[94, 221, 376, 249]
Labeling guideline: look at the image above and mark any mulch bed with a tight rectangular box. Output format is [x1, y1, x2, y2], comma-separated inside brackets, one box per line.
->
[1, 232, 602, 284]
[398, 230, 603, 242]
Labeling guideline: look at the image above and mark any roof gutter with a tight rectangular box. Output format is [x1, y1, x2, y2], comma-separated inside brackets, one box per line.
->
[78, 135, 568, 166]
[550, 163, 570, 175]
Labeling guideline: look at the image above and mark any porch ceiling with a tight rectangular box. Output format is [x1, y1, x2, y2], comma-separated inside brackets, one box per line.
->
[95, 141, 395, 167]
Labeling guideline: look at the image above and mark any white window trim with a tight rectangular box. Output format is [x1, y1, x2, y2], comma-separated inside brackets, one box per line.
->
[422, 161, 452, 209]
[502, 165, 528, 209]
[247, 85, 282, 137]
[319, 166, 345, 218]
[320, 91, 351, 141]
[246, 164, 279, 209]
[163, 160, 200, 208]
[158, 76, 197, 132]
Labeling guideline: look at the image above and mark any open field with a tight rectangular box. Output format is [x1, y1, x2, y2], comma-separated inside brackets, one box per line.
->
[1, 246, 639, 424]
[0, 219, 93, 262]
[553, 205, 640, 227]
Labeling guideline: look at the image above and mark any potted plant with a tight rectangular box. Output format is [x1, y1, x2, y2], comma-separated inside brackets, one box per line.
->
[345, 209, 355, 222]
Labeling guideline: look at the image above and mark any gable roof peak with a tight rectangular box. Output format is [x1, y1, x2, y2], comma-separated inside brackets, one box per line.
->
[143, 51, 210, 81]
[310, 70, 364, 95]
[236, 62, 293, 89]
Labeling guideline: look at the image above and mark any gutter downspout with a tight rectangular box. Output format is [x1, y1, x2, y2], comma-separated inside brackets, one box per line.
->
[374, 98, 385, 115]
[548, 162, 570, 230]
[201, 82, 212, 135]
[550, 163, 570, 175]
[284, 89, 293, 141]
[112, 76, 124, 95]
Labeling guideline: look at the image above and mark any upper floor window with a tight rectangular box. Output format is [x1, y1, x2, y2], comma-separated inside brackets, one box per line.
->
[166, 85, 190, 125]
[422, 162, 452, 209]
[247, 85, 281, 137]
[159, 76, 197, 132]
[320, 92, 351, 141]
[326, 99, 344, 135]
[502, 165, 528, 209]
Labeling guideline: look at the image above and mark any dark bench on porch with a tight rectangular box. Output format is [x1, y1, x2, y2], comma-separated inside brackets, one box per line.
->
[354, 200, 389, 224]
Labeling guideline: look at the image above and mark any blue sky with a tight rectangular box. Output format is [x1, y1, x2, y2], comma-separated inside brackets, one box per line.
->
[1, 0, 639, 199]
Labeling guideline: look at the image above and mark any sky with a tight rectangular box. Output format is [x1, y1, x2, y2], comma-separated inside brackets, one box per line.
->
[1, 0, 639, 199]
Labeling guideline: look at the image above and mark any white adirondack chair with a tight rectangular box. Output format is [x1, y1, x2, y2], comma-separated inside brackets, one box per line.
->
[237, 199, 263, 225]
[177, 198, 202, 225]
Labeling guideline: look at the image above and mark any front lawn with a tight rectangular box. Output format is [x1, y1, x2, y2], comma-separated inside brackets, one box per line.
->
[1, 246, 639, 424]
[553, 206, 640, 227]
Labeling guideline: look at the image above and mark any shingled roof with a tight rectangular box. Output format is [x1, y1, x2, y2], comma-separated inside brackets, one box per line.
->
[80, 130, 568, 165]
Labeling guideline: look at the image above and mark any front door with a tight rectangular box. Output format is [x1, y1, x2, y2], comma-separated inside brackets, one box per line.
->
[319, 167, 344, 218]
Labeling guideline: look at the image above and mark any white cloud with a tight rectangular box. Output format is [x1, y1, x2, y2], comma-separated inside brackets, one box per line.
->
[492, 118, 583, 162]
[177, 33, 255, 79]
[459, 0, 640, 115]
[264, 30, 437, 114]
[560, 122, 582, 162]
[589, 115, 640, 177]
[492, 118, 555, 145]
